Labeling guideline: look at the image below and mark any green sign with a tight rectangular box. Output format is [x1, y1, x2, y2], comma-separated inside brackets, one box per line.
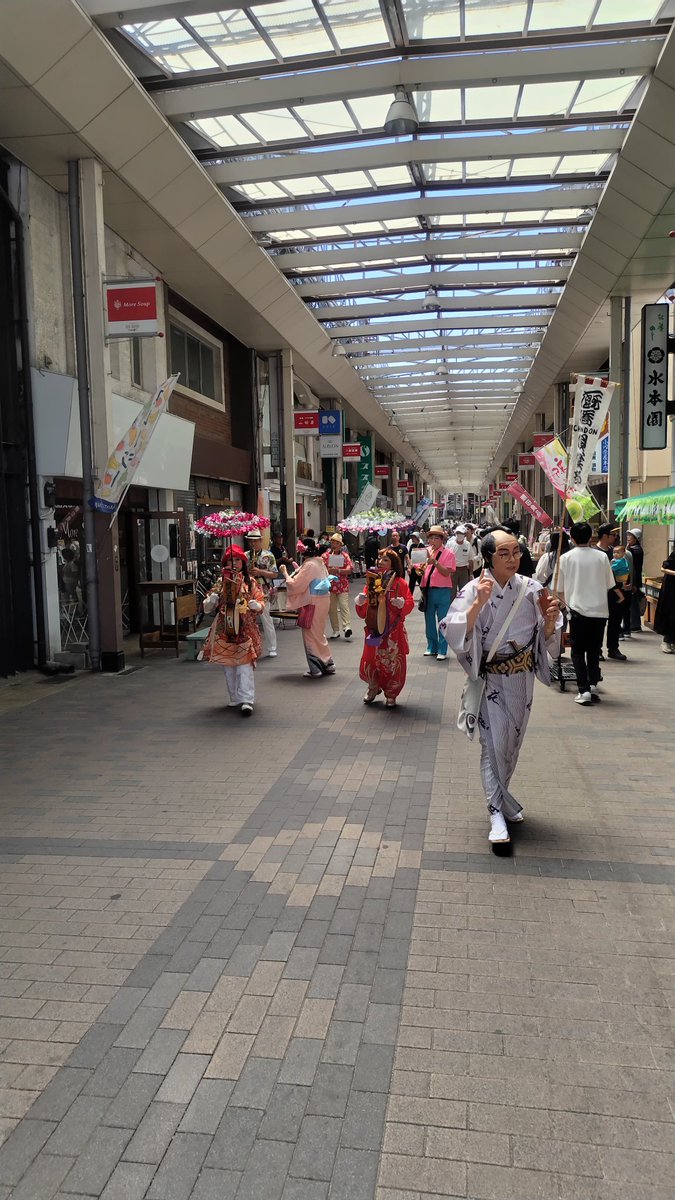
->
[357, 433, 373, 492]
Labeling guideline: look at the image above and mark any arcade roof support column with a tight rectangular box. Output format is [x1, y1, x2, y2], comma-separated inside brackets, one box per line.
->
[608, 294, 625, 522]
[78, 158, 125, 671]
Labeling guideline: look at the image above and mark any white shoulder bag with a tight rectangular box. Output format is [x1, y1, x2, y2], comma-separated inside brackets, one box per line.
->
[457, 577, 528, 740]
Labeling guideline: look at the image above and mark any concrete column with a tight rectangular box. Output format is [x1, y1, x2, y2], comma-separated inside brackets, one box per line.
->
[281, 347, 297, 549]
[607, 294, 624, 520]
[79, 158, 124, 670]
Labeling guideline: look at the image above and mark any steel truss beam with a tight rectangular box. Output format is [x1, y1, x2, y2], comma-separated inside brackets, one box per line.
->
[244, 185, 603, 231]
[330, 313, 552, 337]
[316, 294, 559, 320]
[344, 334, 544, 353]
[153, 40, 660, 120]
[209, 128, 623, 185]
[275, 233, 582, 271]
[295, 264, 570, 299]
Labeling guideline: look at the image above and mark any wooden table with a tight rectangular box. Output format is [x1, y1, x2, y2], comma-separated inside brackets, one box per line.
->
[138, 580, 197, 656]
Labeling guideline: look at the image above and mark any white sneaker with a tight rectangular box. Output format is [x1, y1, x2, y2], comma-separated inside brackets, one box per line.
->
[507, 811, 524, 823]
[436, 654, 447, 661]
[329, 632, 340, 639]
[488, 811, 510, 844]
[268, 651, 277, 657]
[240, 703, 253, 716]
[590, 683, 601, 694]
[662, 643, 675, 654]
[574, 691, 592, 705]
[423, 650, 434, 656]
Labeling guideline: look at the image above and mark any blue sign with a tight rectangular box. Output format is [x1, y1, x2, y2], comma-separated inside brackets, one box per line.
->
[319, 410, 341, 437]
[600, 435, 609, 475]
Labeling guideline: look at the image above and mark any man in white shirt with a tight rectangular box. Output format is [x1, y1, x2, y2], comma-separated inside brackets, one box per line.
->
[557, 521, 624, 706]
[446, 525, 474, 591]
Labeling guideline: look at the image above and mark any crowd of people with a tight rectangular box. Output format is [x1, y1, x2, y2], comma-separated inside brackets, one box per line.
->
[199, 518, 671, 850]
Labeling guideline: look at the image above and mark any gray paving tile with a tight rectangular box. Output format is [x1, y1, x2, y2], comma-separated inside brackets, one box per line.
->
[289, 1115, 342, 1182]
[146, 1132, 210, 1199]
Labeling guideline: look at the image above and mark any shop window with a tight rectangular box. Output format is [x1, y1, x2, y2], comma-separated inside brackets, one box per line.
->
[169, 310, 224, 407]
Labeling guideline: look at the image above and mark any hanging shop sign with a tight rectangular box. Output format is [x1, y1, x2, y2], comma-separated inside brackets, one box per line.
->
[357, 434, 374, 492]
[532, 432, 555, 449]
[104, 279, 160, 338]
[319, 410, 341, 436]
[505, 472, 518, 482]
[506, 482, 553, 528]
[640, 303, 669, 451]
[406, 483, 415, 493]
[342, 443, 362, 459]
[294, 409, 320, 434]
[374, 464, 389, 477]
[518, 453, 535, 468]
[320, 434, 341, 458]
[396, 478, 408, 489]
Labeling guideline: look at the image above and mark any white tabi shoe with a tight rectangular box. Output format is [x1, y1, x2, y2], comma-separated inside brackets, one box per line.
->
[488, 811, 510, 844]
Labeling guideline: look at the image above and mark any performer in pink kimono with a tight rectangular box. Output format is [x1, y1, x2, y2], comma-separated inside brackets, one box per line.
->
[280, 545, 336, 678]
[355, 549, 414, 707]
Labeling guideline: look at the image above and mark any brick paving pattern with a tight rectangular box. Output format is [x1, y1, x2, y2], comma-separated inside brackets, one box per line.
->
[0, 609, 673, 1198]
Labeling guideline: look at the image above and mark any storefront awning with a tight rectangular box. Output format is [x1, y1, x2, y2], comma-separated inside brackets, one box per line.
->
[32, 369, 195, 492]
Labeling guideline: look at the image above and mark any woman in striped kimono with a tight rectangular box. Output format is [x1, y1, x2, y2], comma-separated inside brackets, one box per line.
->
[440, 529, 562, 849]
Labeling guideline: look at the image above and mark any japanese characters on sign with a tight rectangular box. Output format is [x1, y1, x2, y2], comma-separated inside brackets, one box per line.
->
[640, 303, 669, 451]
[505, 472, 518, 482]
[293, 409, 320, 434]
[506, 482, 553, 528]
[374, 465, 389, 477]
[342, 443, 362, 459]
[518, 453, 535, 468]
[532, 432, 555, 449]
[568, 374, 616, 491]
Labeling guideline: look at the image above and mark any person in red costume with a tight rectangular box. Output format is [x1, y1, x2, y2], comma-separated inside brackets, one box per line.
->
[200, 546, 265, 716]
[355, 548, 415, 708]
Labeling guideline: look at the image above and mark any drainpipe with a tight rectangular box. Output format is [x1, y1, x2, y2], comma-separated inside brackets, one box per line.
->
[67, 160, 101, 671]
[0, 179, 48, 671]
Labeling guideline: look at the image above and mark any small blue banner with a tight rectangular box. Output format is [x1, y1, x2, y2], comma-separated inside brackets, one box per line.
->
[319, 410, 341, 436]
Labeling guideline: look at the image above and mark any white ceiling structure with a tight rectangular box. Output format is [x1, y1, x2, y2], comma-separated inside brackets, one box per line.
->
[3, 0, 675, 492]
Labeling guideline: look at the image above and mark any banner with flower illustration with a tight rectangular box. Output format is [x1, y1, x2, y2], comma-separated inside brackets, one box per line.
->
[533, 436, 600, 521]
[90, 374, 179, 515]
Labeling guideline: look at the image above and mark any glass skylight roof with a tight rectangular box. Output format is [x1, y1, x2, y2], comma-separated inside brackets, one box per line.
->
[110, 0, 672, 488]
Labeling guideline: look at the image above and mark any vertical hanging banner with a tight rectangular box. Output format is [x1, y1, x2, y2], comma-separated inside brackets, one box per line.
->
[506, 481, 553, 527]
[640, 303, 669, 450]
[319, 409, 341, 457]
[357, 434, 374, 493]
[90, 374, 179, 515]
[533, 436, 600, 521]
[568, 374, 616, 491]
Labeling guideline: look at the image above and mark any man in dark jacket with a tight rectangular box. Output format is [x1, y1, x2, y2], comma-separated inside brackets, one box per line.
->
[503, 518, 534, 578]
[364, 531, 380, 569]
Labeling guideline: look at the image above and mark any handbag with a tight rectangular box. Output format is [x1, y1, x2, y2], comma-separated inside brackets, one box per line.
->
[418, 553, 440, 612]
[457, 577, 528, 740]
[297, 604, 314, 629]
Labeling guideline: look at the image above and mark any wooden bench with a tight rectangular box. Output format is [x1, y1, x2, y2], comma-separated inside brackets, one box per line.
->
[185, 627, 209, 661]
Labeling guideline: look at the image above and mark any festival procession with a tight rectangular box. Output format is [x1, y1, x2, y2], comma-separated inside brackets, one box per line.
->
[188, 370, 671, 854]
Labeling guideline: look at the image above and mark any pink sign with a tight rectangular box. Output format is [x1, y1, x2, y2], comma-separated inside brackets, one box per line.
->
[506, 481, 553, 527]
[518, 453, 535, 467]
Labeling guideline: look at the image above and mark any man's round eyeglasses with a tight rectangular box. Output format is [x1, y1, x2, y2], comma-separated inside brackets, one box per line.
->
[495, 549, 522, 560]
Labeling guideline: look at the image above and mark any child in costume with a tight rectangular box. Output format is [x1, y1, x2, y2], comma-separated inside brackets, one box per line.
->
[200, 546, 265, 715]
[355, 548, 414, 707]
